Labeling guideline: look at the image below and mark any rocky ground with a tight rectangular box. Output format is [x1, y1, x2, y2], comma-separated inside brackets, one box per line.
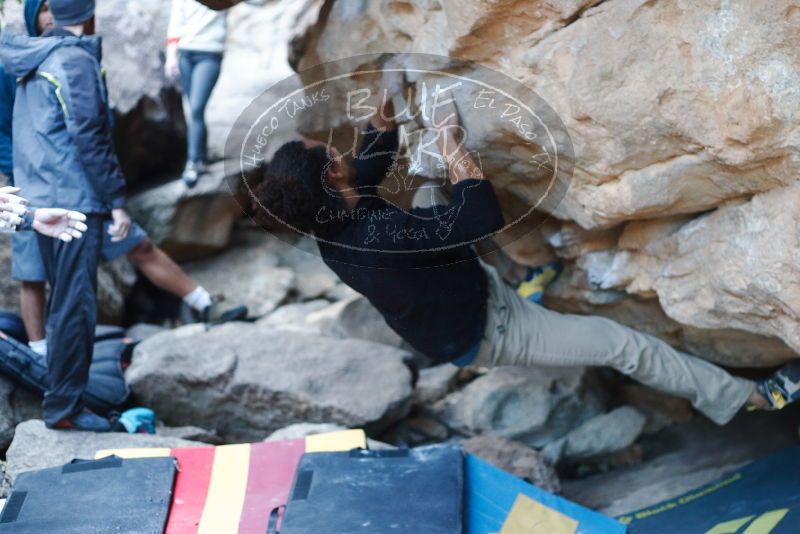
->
[0, 0, 798, 518]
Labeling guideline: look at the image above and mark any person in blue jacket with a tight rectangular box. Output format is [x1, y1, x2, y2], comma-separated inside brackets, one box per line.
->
[0, 0, 133, 431]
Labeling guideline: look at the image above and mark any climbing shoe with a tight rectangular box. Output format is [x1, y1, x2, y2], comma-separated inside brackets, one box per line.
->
[755, 361, 800, 410]
[180, 298, 248, 325]
[516, 261, 563, 304]
[47, 409, 113, 432]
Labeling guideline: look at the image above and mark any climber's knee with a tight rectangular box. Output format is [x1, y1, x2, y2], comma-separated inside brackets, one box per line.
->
[127, 238, 156, 265]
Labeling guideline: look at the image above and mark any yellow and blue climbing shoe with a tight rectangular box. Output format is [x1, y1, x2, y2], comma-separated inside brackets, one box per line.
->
[756, 361, 800, 410]
[516, 262, 562, 304]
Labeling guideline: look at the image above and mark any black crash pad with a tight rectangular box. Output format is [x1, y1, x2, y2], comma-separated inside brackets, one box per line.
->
[275, 445, 463, 534]
[0, 455, 176, 534]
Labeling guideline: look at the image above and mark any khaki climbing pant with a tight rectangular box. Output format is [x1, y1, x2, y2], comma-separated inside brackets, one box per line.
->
[471, 263, 755, 425]
[411, 181, 755, 425]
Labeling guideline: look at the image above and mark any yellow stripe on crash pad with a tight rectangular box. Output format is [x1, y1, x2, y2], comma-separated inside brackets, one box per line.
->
[197, 443, 251, 534]
[500, 494, 578, 534]
[94, 448, 172, 459]
[305, 429, 367, 452]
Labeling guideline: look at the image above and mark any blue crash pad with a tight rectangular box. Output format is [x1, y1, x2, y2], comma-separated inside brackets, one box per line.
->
[465, 454, 626, 534]
[619, 446, 800, 533]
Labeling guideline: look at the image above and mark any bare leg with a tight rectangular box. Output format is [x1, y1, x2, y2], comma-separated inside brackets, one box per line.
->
[126, 239, 196, 299]
[20, 281, 46, 341]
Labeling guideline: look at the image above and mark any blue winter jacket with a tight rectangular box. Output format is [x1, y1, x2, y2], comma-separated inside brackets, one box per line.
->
[0, 0, 47, 181]
[0, 68, 15, 179]
[0, 28, 125, 213]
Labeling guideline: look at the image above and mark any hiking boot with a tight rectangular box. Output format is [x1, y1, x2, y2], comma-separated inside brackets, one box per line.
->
[181, 161, 202, 188]
[179, 298, 248, 325]
[47, 409, 113, 432]
[756, 361, 800, 410]
[516, 261, 562, 304]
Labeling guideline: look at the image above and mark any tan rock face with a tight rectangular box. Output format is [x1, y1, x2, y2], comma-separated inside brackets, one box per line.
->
[294, 0, 800, 366]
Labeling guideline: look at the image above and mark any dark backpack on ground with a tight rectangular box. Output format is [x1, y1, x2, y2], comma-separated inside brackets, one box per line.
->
[0, 312, 133, 416]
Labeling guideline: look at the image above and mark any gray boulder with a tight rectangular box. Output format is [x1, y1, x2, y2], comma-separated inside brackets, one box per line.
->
[305, 296, 405, 348]
[413, 364, 460, 406]
[127, 161, 242, 262]
[436, 367, 606, 448]
[271, 238, 340, 300]
[264, 423, 347, 442]
[560, 406, 646, 462]
[257, 300, 330, 333]
[6, 420, 203, 480]
[155, 424, 223, 445]
[181, 242, 295, 318]
[127, 323, 414, 441]
[620, 384, 694, 435]
[97, 256, 137, 324]
[462, 435, 560, 493]
[126, 323, 168, 343]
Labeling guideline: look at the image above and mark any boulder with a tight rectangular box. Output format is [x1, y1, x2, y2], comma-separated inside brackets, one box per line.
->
[269, 237, 340, 300]
[264, 412, 395, 453]
[462, 435, 560, 494]
[544, 406, 647, 464]
[155, 424, 223, 445]
[181, 242, 295, 318]
[127, 323, 414, 441]
[620, 384, 694, 435]
[305, 296, 405, 348]
[293, 0, 800, 368]
[257, 300, 330, 333]
[6, 420, 203, 480]
[126, 323, 168, 343]
[435, 367, 606, 448]
[127, 161, 242, 262]
[597, 187, 800, 359]
[413, 364, 460, 406]
[97, 257, 138, 325]
[264, 422, 347, 442]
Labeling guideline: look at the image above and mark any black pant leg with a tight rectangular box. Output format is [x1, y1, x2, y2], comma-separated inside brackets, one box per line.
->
[37, 215, 103, 424]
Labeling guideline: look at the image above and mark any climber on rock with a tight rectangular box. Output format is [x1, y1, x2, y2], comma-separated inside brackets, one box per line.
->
[251, 58, 800, 425]
[0, 0, 246, 362]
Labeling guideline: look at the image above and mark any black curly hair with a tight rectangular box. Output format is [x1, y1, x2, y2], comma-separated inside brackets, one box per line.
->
[251, 140, 337, 232]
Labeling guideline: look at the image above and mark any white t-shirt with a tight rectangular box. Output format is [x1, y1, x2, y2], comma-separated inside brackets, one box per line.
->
[167, 0, 227, 54]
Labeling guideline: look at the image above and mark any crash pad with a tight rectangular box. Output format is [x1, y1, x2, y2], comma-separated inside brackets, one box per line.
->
[0, 456, 176, 534]
[95, 429, 366, 534]
[619, 446, 800, 533]
[276, 445, 464, 533]
[465, 454, 626, 534]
